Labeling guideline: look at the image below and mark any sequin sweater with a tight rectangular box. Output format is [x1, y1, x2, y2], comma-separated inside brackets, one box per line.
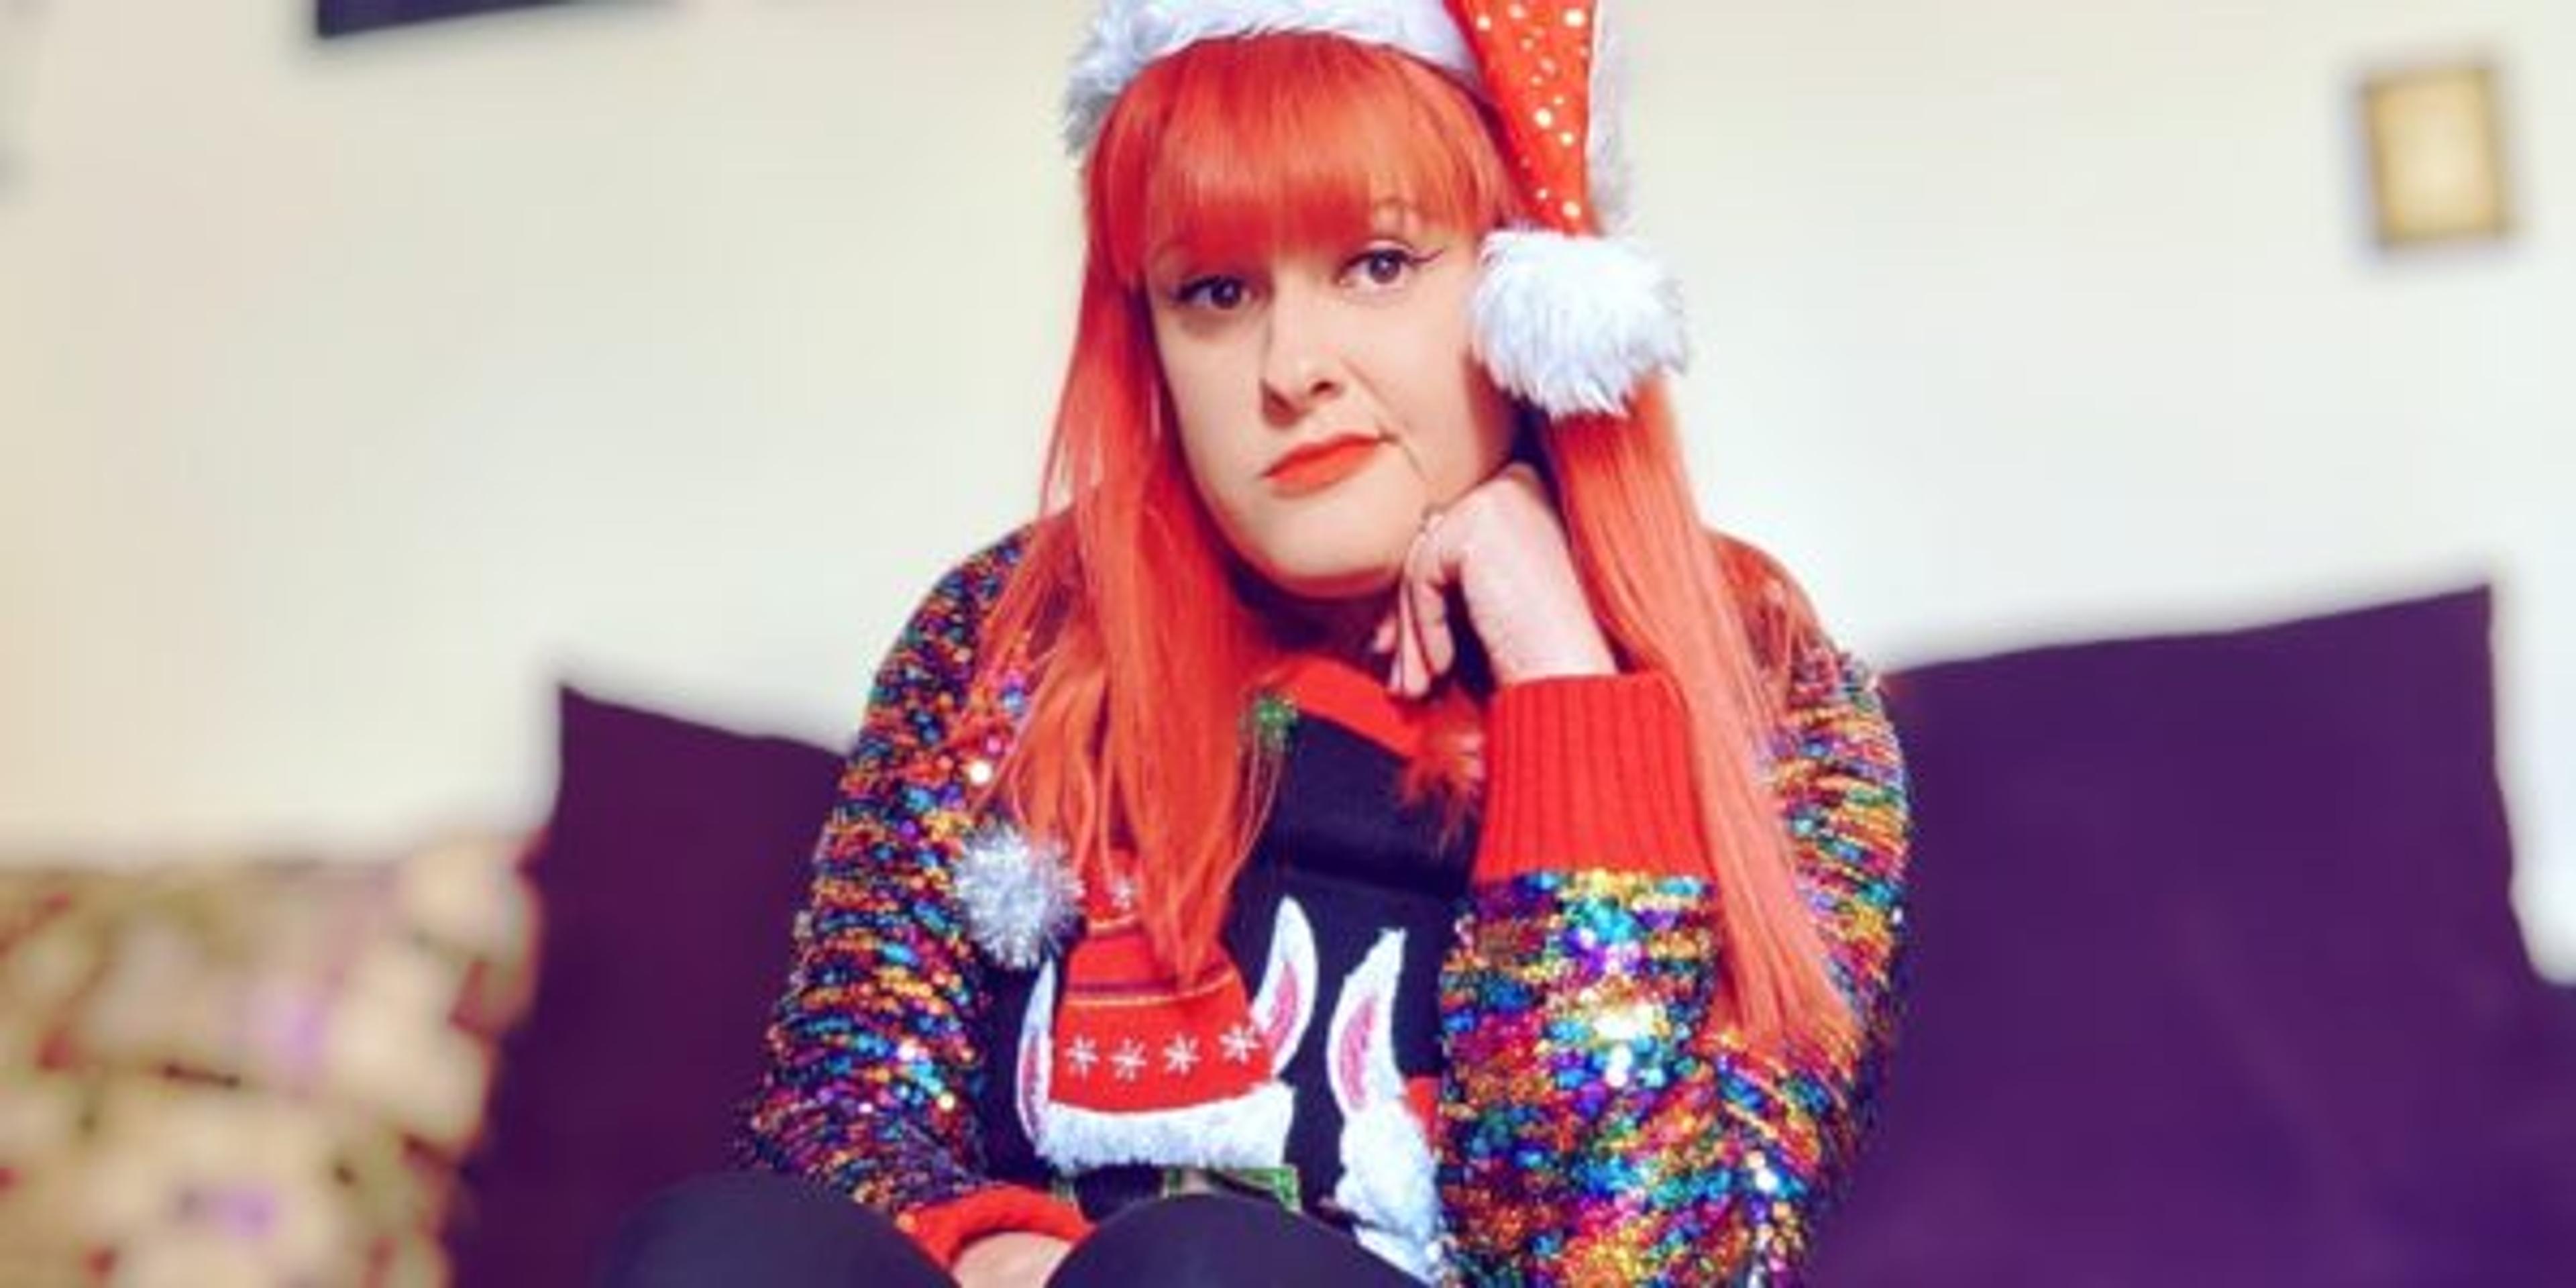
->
[736, 532, 1913, 1286]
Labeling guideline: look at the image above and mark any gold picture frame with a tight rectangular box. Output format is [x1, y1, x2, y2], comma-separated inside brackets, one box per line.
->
[2360, 61, 2513, 248]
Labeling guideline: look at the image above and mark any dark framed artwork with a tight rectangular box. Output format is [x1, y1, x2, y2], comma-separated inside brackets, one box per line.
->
[318, 0, 576, 39]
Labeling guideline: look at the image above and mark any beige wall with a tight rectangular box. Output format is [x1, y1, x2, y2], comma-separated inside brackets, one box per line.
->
[3, 1, 2569, 974]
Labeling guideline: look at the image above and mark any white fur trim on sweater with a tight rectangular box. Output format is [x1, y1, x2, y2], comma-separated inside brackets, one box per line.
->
[1034, 1081, 1301, 1173]
[1472, 228, 1687, 418]
[1064, 0, 1482, 153]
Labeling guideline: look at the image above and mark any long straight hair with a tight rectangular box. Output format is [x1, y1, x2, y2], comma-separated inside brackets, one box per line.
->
[980, 35, 1853, 1057]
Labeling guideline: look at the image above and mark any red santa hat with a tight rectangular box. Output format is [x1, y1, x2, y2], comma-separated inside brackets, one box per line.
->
[1064, 0, 1686, 422]
[1011, 855, 1320, 1173]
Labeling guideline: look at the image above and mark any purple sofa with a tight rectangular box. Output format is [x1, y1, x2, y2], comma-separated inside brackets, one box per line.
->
[441, 583, 2576, 1285]
[1809, 584, 2576, 1285]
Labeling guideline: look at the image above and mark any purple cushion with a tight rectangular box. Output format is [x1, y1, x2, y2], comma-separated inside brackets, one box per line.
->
[1809, 586, 2576, 1285]
[443, 686, 842, 1288]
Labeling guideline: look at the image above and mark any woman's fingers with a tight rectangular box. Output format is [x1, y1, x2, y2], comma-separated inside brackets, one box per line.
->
[1387, 573, 1414, 692]
[1379, 460, 1613, 693]
[1387, 508, 1458, 698]
[1386, 558, 1419, 693]
[1406, 560, 1453, 697]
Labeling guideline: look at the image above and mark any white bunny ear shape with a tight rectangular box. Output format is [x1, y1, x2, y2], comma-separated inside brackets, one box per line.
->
[1327, 930, 1411, 1117]
[1326, 929, 1442, 1281]
[1015, 960, 1057, 1149]
[1250, 897, 1319, 1077]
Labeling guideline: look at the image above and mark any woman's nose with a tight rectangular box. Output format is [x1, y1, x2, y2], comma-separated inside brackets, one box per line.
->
[1258, 286, 1345, 415]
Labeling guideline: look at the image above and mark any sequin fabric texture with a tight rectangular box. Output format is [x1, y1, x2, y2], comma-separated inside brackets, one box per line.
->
[1438, 647, 1912, 1285]
[735, 537, 1028, 1218]
[738, 535, 1913, 1285]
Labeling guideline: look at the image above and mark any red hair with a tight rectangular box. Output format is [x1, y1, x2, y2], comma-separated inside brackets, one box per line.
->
[980, 36, 1852, 1056]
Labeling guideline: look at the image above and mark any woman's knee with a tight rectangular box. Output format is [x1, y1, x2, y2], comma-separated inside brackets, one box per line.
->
[595, 1171, 946, 1288]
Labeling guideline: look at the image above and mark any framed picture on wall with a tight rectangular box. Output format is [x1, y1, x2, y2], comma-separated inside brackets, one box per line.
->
[318, 0, 576, 40]
[2359, 60, 2513, 248]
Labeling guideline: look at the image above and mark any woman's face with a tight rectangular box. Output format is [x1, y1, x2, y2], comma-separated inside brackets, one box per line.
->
[1146, 205, 1518, 601]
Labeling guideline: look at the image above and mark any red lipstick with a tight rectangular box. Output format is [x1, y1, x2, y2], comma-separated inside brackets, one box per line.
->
[1264, 433, 1385, 497]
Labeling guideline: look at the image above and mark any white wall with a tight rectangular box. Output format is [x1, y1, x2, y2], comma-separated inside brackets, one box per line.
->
[3, 1, 2569, 975]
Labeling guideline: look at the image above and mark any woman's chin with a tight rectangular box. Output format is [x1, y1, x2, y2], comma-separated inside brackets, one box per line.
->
[1230, 483, 1423, 601]
[1239, 527, 1410, 602]
[1250, 555, 1399, 602]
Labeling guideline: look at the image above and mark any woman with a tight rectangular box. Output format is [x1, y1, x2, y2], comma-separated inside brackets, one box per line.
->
[604, 3, 1911, 1285]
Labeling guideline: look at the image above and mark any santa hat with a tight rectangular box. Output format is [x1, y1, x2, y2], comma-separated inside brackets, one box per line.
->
[1064, 0, 1686, 422]
[1013, 869, 1320, 1172]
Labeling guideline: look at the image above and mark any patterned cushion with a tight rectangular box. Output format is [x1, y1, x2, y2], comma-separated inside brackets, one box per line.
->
[0, 835, 537, 1286]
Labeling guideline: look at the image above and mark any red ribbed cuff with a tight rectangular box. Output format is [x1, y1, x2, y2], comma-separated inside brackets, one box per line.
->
[1474, 673, 1713, 883]
[895, 1183, 1091, 1269]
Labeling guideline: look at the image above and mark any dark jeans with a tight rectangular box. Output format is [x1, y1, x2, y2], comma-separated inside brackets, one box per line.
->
[597, 1171, 1416, 1287]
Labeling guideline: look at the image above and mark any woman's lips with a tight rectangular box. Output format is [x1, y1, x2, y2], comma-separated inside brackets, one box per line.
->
[1265, 434, 1385, 497]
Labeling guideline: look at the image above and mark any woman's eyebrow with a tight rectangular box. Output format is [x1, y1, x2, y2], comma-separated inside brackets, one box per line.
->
[1367, 199, 1426, 227]
[1144, 244, 1203, 282]
[1362, 202, 1444, 242]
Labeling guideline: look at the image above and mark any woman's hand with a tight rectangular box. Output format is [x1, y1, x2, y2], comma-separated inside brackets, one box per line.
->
[953, 1232, 1072, 1287]
[1372, 462, 1616, 698]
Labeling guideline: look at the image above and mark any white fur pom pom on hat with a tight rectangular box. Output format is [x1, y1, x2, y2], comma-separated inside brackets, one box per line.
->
[1473, 229, 1688, 419]
[955, 825, 1083, 971]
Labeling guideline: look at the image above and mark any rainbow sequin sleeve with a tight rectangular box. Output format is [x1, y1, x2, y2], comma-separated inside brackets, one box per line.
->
[733, 539, 1025, 1218]
[1436, 649, 1913, 1285]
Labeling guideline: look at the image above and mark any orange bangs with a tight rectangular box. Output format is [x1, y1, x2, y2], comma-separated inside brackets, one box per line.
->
[1087, 34, 1520, 288]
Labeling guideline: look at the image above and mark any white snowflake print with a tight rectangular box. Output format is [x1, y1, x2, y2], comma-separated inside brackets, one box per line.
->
[1066, 1036, 1099, 1079]
[1111, 1039, 1147, 1082]
[1163, 1035, 1201, 1075]
[1220, 1022, 1263, 1065]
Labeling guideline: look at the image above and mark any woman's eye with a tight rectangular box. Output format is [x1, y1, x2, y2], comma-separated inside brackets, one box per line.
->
[1176, 276, 1250, 311]
[1347, 248, 1418, 288]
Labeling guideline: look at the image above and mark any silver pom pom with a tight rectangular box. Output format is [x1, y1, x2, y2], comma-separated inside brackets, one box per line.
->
[954, 825, 1082, 971]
